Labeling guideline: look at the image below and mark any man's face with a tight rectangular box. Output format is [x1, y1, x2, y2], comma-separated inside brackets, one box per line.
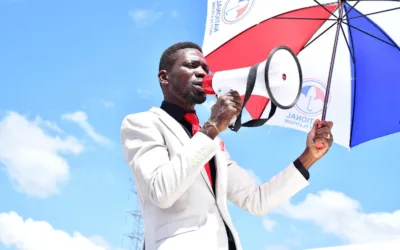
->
[164, 48, 209, 106]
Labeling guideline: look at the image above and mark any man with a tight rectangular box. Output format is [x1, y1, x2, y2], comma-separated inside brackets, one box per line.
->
[120, 42, 334, 250]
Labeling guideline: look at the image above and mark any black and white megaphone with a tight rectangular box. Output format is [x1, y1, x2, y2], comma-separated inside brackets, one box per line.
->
[202, 46, 303, 132]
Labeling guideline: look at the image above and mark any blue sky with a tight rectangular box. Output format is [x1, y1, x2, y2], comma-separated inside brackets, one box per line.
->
[0, 0, 399, 250]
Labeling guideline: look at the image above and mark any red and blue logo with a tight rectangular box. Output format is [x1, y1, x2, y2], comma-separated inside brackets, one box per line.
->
[222, 0, 255, 24]
[295, 79, 330, 116]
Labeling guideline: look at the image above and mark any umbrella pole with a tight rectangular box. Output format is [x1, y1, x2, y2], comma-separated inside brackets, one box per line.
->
[321, 1, 345, 120]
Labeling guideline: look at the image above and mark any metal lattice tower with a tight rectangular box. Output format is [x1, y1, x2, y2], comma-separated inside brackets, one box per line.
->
[125, 179, 144, 250]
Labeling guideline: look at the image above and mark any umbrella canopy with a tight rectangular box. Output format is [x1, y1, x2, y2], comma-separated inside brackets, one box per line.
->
[201, 0, 400, 149]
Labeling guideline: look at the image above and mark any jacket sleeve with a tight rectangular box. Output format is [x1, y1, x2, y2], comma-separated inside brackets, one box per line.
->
[120, 114, 219, 209]
[225, 149, 309, 216]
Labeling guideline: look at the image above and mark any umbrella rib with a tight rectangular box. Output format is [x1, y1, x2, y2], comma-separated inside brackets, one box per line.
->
[342, 0, 360, 19]
[314, 0, 338, 18]
[349, 7, 400, 19]
[342, 21, 398, 48]
[301, 21, 337, 51]
[273, 17, 336, 20]
[340, 23, 355, 64]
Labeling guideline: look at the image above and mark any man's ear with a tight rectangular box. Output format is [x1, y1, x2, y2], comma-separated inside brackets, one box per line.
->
[158, 70, 168, 86]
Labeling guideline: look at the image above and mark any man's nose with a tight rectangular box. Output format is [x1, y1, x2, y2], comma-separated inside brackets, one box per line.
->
[195, 67, 207, 78]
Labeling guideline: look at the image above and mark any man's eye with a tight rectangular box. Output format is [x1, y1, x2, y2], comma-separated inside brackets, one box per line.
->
[187, 62, 209, 73]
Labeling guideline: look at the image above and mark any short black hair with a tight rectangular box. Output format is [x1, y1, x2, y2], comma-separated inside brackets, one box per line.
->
[159, 41, 203, 71]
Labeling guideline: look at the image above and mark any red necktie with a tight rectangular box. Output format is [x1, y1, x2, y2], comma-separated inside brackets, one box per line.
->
[184, 113, 213, 186]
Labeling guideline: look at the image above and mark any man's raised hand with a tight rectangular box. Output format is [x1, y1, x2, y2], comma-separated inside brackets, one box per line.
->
[208, 90, 242, 132]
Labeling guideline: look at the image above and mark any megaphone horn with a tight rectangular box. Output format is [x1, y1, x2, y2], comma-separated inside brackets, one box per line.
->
[202, 46, 303, 132]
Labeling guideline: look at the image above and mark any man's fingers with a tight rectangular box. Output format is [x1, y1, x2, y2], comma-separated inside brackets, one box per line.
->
[315, 127, 331, 135]
[221, 90, 240, 99]
[233, 102, 242, 115]
[316, 121, 334, 141]
[228, 90, 240, 97]
[218, 92, 243, 116]
[222, 92, 241, 100]
[233, 98, 243, 107]
[313, 133, 333, 147]
[227, 98, 242, 108]
[221, 98, 242, 114]
[223, 94, 242, 107]
[230, 92, 243, 104]
[228, 105, 239, 113]
[318, 120, 333, 129]
[313, 138, 328, 148]
[310, 119, 320, 133]
[311, 120, 334, 149]
[320, 132, 333, 141]
[316, 132, 332, 140]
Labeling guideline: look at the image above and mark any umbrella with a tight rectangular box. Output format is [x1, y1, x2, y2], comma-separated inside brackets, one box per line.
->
[201, 0, 400, 149]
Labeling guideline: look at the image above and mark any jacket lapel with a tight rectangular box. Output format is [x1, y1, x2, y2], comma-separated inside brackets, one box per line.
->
[150, 106, 219, 197]
[150, 107, 190, 145]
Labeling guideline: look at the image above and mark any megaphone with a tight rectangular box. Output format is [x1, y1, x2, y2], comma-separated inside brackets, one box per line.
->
[202, 46, 303, 132]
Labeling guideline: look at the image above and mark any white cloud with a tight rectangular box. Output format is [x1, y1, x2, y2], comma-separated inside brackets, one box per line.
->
[263, 217, 278, 232]
[61, 111, 110, 147]
[34, 116, 64, 134]
[88, 236, 126, 250]
[0, 211, 125, 250]
[0, 112, 84, 198]
[128, 9, 163, 28]
[276, 190, 400, 244]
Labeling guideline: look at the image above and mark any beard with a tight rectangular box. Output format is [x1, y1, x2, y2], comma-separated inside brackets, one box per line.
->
[172, 83, 207, 105]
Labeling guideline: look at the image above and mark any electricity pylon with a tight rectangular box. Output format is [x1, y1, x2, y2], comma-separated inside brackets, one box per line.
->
[125, 179, 144, 250]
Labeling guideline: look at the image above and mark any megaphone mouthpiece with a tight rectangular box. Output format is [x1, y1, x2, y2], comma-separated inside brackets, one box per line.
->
[202, 74, 215, 95]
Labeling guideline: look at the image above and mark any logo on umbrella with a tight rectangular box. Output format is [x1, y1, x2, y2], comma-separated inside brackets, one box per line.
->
[295, 79, 330, 116]
[222, 0, 255, 24]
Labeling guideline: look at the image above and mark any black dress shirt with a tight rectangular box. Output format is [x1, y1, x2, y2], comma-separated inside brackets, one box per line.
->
[159, 100, 310, 250]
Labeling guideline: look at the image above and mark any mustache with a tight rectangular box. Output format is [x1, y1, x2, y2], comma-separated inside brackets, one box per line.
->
[192, 79, 204, 86]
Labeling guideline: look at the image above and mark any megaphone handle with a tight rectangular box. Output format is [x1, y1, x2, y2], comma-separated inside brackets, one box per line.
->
[229, 63, 260, 132]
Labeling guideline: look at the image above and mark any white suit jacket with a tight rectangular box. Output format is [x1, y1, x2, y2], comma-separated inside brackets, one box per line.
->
[120, 107, 309, 250]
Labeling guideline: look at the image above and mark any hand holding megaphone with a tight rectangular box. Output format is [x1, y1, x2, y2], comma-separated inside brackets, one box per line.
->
[206, 90, 243, 133]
